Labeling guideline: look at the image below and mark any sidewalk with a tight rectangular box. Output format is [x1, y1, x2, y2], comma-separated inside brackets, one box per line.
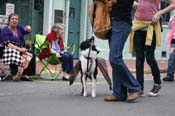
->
[124, 59, 168, 73]
[1, 59, 168, 76]
[35, 59, 168, 78]
[97, 59, 168, 77]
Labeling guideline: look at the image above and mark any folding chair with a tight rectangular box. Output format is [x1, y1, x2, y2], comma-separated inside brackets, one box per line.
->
[35, 34, 77, 80]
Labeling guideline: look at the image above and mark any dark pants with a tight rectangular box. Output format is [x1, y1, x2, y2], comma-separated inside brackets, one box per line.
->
[22, 55, 36, 76]
[134, 30, 161, 90]
[166, 44, 175, 79]
[10, 55, 36, 76]
[61, 52, 73, 73]
[10, 64, 18, 75]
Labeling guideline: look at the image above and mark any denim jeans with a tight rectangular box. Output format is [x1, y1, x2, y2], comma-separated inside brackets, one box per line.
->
[109, 20, 141, 101]
[166, 44, 175, 79]
[134, 30, 161, 90]
[61, 52, 73, 73]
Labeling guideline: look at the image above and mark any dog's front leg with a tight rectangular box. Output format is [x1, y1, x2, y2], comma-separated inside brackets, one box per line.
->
[82, 75, 87, 97]
[91, 74, 96, 97]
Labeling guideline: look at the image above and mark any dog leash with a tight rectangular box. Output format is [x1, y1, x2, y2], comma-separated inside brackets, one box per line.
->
[86, 38, 94, 77]
[85, 1, 96, 77]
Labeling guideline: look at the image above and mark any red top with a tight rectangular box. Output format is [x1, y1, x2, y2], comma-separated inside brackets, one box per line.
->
[46, 31, 64, 51]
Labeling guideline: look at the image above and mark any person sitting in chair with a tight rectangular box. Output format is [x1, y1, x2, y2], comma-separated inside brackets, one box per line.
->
[0, 13, 33, 81]
[46, 23, 73, 81]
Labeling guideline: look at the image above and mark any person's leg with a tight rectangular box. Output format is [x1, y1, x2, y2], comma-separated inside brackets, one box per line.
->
[163, 44, 175, 81]
[21, 55, 35, 81]
[145, 33, 161, 96]
[145, 36, 161, 85]
[61, 53, 67, 72]
[60, 53, 73, 80]
[134, 30, 146, 91]
[22, 55, 35, 76]
[105, 20, 141, 101]
[66, 52, 73, 73]
[10, 64, 19, 81]
[10, 64, 18, 75]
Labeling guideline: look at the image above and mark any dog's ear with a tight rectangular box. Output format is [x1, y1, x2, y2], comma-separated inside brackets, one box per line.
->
[90, 36, 95, 41]
[80, 39, 91, 50]
[92, 45, 100, 54]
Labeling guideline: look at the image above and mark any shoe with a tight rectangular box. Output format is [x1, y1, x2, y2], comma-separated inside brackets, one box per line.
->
[138, 90, 145, 97]
[62, 76, 69, 81]
[20, 75, 33, 81]
[104, 95, 119, 101]
[148, 84, 161, 97]
[12, 75, 20, 81]
[163, 77, 174, 82]
[127, 91, 140, 102]
[1, 75, 12, 81]
[21, 77, 33, 81]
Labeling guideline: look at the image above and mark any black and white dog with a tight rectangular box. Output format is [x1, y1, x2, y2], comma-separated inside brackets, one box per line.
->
[79, 37, 100, 97]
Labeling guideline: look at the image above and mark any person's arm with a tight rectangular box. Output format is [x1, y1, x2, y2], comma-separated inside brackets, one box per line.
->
[88, 3, 94, 24]
[133, 1, 139, 9]
[152, 0, 175, 23]
[160, 0, 175, 15]
[8, 43, 27, 52]
[50, 40, 62, 58]
[18, 25, 31, 35]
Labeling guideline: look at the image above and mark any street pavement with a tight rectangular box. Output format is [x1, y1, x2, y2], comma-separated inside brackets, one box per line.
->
[0, 73, 175, 116]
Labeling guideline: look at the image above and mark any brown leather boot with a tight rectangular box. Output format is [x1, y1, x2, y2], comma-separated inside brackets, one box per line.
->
[127, 91, 140, 102]
[104, 95, 118, 101]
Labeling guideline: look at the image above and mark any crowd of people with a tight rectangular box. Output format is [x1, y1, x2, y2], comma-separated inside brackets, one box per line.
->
[0, 13, 73, 82]
[103, 0, 175, 102]
[0, 0, 175, 103]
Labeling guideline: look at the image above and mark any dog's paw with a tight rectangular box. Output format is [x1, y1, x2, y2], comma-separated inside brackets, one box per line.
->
[91, 92, 96, 98]
[83, 92, 87, 97]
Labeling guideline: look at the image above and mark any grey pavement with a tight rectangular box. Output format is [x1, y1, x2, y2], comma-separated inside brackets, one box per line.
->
[0, 73, 175, 116]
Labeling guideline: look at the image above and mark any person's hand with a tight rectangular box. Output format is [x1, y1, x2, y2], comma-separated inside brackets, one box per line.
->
[19, 47, 27, 53]
[133, 1, 139, 9]
[152, 11, 163, 24]
[56, 53, 61, 58]
[24, 25, 32, 32]
[8, 43, 14, 48]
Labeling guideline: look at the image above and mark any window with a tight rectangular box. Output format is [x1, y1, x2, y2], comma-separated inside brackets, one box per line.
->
[0, 0, 7, 4]
[69, 8, 75, 18]
[54, 10, 63, 23]
[161, 51, 167, 58]
[34, 0, 43, 10]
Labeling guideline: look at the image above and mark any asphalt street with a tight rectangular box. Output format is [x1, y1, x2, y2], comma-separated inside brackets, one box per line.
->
[0, 73, 175, 116]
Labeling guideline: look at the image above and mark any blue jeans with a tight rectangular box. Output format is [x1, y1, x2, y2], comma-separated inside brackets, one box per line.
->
[109, 20, 141, 101]
[166, 44, 175, 79]
[61, 52, 73, 73]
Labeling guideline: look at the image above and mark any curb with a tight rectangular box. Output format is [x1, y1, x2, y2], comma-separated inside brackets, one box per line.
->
[129, 68, 167, 74]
